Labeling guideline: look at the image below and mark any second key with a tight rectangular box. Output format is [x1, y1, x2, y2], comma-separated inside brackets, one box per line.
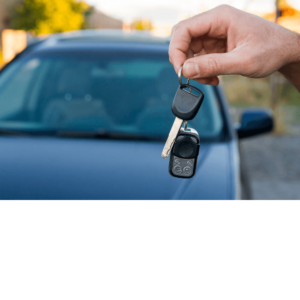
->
[161, 81, 204, 159]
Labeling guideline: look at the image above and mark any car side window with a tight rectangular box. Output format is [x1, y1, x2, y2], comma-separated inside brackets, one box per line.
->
[0, 59, 41, 119]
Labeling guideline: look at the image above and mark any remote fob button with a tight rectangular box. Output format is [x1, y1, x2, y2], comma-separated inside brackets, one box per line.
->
[173, 165, 182, 174]
[178, 142, 194, 158]
[183, 166, 192, 175]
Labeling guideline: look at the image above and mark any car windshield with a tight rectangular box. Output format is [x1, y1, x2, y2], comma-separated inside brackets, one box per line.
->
[0, 48, 225, 141]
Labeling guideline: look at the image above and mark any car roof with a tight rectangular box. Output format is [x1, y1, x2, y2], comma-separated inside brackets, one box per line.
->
[48, 29, 170, 43]
[29, 29, 170, 54]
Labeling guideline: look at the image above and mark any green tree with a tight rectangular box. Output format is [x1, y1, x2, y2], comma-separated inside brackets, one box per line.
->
[12, 0, 90, 35]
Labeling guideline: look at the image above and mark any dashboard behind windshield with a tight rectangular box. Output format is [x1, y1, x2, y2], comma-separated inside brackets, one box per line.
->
[0, 49, 225, 141]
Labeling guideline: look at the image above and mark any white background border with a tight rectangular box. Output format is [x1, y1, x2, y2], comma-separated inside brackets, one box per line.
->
[1, 201, 299, 300]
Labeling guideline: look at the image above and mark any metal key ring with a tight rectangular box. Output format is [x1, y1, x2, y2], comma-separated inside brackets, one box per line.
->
[178, 66, 190, 86]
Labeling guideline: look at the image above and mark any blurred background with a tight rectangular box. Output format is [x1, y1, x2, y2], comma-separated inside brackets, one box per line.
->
[0, 0, 299, 199]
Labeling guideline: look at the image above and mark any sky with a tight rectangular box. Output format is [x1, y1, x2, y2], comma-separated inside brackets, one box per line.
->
[288, 0, 300, 11]
[85, 0, 277, 25]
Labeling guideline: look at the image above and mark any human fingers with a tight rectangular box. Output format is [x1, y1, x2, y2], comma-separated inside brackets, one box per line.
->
[194, 76, 220, 86]
[183, 51, 246, 79]
[169, 5, 232, 72]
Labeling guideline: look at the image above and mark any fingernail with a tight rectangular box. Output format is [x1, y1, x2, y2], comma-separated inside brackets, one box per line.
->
[184, 62, 200, 78]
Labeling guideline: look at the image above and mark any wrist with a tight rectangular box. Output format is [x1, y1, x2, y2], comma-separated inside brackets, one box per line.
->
[286, 33, 300, 65]
[278, 33, 300, 91]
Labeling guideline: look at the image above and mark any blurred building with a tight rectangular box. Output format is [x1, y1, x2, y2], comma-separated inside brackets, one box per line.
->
[86, 7, 122, 29]
[151, 24, 173, 37]
[0, 0, 22, 44]
[2, 29, 27, 63]
[121, 20, 172, 38]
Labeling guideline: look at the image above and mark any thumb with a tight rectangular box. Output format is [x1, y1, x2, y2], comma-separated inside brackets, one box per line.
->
[183, 51, 244, 78]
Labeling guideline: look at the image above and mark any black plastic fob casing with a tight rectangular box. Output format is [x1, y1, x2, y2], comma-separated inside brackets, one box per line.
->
[172, 84, 204, 121]
[169, 128, 200, 179]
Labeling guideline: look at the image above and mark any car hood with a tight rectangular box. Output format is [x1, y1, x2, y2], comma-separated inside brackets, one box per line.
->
[0, 137, 234, 199]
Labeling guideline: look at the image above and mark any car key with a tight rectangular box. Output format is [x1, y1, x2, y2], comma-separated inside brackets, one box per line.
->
[169, 127, 200, 178]
[161, 67, 204, 159]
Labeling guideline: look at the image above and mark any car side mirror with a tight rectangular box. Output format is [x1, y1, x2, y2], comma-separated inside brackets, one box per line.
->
[235, 109, 274, 139]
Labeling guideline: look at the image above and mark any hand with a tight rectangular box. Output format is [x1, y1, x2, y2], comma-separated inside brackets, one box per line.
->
[169, 5, 300, 90]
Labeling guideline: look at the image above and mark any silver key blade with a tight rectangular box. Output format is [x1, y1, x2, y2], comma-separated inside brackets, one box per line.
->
[161, 117, 183, 159]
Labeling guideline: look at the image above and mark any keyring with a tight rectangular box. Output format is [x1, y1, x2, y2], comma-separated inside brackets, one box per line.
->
[178, 66, 191, 93]
[184, 121, 188, 130]
[178, 66, 190, 86]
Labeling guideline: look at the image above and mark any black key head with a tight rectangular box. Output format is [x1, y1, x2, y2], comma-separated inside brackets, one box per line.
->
[172, 84, 204, 121]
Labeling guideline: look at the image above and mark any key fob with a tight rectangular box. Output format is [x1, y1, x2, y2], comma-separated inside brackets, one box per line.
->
[169, 128, 200, 179]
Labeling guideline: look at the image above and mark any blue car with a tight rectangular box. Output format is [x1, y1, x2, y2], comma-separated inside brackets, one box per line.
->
[0, 30, 273, 199]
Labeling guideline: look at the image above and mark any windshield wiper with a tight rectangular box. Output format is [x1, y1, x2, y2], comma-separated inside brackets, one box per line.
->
[0, 127, 165, 141]
[0, 128, 58, 136]
[57, 130, 164, 141]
